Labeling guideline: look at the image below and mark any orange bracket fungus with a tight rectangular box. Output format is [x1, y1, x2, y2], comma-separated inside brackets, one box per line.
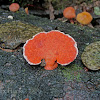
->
[76, 12, 93, 25]
[23, 30, 78, 70]
[9, 3, 20, 12]
[63, 7, 76, 24]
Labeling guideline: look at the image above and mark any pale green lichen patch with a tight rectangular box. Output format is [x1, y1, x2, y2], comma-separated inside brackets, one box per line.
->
[0, 21, 44, 49]
[94, 7, 100, 15]
[81, 41, 100, 70]
[58, 64, 83, 82]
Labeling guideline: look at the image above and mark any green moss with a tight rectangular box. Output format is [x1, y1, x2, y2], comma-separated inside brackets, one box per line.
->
[0, 21, 44, 49]
[58, 64, 83, 82]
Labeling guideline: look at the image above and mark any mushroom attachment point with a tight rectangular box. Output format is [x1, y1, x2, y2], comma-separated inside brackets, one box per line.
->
[63, 7, 76, 24]
[76, 12, 93, 25]
[9, 3, 20, 12]
[23, 30, 78, 70]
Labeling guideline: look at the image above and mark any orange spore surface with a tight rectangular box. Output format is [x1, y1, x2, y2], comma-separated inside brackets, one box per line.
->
[23, 30, 78, 70]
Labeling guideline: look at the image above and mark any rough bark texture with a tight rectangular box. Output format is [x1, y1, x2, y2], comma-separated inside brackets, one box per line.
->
[0, 9, 100, 100]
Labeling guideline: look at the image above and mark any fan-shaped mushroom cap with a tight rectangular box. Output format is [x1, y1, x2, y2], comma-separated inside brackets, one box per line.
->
[23, 30, 78, 70]
[9, 3, 20, 12]
[76, 12, 93, 25]
[63, 7, 76, 19]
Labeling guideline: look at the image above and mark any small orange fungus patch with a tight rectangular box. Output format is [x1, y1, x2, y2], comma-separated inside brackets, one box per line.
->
[63, 7, 76, 24]
[76, 12, 93, 25]
[24, 98, 29, 100]
[9, 3, 20, 12]
[25, 7, 29, 15]
[23, 30, 78, 70]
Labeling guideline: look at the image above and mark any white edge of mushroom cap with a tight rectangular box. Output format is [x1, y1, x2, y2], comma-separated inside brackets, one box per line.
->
[23, 30, 78, 66]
